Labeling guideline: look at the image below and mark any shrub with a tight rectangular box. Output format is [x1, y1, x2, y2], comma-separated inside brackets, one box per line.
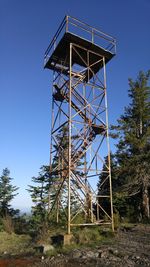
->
[1, 215, 14, 234]
[113, 212, 120, 230]
[74, 227, 102, 245]
[0, 231, 33, 255]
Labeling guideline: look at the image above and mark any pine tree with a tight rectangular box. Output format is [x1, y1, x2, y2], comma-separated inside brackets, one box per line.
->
[97, 153, 120, 216]
[27, 165, 50, 231]
[28, 124, 85, 231]
[97, 153, 118, 195]
[49, 125, 83, 222]
[0, 168, 19, 217]
[112, 70, 150, 219]
[27, 127, 70, 231]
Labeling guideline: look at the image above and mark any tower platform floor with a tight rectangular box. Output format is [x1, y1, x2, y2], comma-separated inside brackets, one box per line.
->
[44, 32, 114, 78]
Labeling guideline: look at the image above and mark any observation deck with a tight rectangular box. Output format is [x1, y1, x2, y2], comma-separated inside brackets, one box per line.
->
[44, 16, 116, 79]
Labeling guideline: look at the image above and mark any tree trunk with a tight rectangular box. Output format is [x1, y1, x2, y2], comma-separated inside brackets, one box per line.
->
[142, 187, 150, 219]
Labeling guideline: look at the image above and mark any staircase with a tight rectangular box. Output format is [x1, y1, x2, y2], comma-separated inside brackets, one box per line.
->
[52, 76, 106, 220]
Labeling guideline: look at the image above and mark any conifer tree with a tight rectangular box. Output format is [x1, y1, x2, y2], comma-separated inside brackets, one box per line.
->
[112, 70, 150, 219]
[97, 153, 118, 195]
[97, 153, 121, 216]
[49, 125, 83, 221]
[28, 125, 84, 230]
[27, 165, 50, 231]
[0, 168, 19, 217]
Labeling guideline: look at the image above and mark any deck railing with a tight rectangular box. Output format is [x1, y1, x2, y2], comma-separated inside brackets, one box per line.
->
[44, 15, 116, 67]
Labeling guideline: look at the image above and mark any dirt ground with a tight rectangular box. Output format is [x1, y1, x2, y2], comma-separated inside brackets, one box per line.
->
[0, 224, 149, 267]
[34, 224, 150, 267]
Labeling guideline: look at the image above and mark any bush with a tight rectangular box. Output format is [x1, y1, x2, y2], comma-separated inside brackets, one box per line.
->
[74, 227, 102, 245]
[14, 214, 30, 234]
[1, 215, 14, 234]
[113, 212, 120, 230]
[0, 231, 33, 255]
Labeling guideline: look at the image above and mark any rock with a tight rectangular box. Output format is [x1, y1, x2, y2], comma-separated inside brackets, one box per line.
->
[94, 252, 99, 258]
[109, 248, 119, 256]
[72, 249, 82, 258]
[43, 244, 55, 254]
[34, 244, 54, 254]
[98, 249, 108, 258]
[135, 255, 140, 260]
[81, 255, 87, 259]
[84, 250, 96, 258]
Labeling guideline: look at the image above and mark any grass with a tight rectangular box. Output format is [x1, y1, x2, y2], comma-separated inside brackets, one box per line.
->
[0, 231, 34, 256]
[45, 243, 80, 257]
[45, 226, 116, 257]
[0, 225, 116, 258]
[73, 227, 103, 245]
[45, 227, 116, 257]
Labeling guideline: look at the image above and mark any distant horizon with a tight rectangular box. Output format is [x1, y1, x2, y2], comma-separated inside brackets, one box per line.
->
[12, 205, 31, 214]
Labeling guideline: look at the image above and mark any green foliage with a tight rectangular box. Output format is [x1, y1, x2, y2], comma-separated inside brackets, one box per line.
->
[98, 71, 150, 223]
[44, 248, 58, 257]
[111, 70, 150, 220]
[97, 153, 118, 218]
[28, 124, 86, 238]
[51, 125, 84, 216]
[13, 213, 31, 234]
[0, 168, 19, 217]
[0, 231, 33, 255]
[113, 212, 120, 230]
[1, 214, 14, 234]
[97, 153, 117, 195]
[74, 227, 102, 245]
[27, 165, 50, 235]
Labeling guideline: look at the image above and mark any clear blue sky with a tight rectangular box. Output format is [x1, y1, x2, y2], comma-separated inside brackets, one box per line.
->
[0, 0, 150, 211]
